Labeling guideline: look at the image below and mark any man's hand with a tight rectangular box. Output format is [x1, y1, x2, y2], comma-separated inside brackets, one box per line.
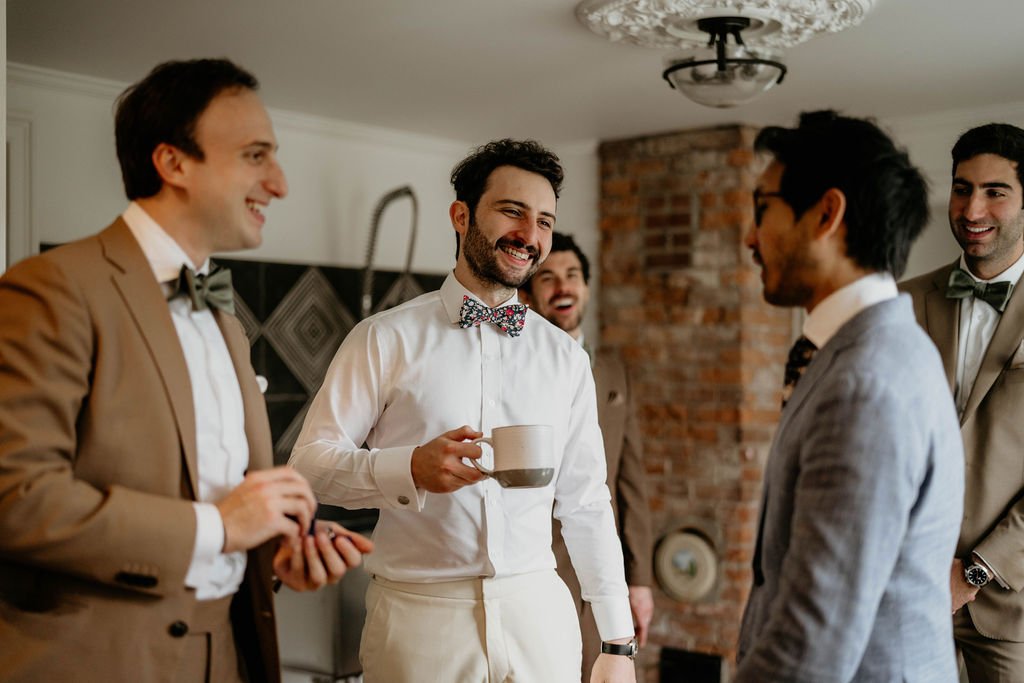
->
[590, 651, 637, 683]
[628, 586, 654, 646]
[410, 426, 487, 493]
[951, 558, 980, 614]
[216, 466, 318, 553]
[273, 522, 374, 592]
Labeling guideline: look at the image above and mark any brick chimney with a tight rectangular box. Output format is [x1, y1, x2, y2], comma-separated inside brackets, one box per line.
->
[598, 125, 795, 681]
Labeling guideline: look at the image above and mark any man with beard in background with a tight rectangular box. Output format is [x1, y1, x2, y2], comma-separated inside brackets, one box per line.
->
[520, 231, 654, 682]
[291, 140, 637, 683]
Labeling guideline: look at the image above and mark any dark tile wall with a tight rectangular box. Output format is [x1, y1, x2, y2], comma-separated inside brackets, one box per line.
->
[217, 257, 445, 464]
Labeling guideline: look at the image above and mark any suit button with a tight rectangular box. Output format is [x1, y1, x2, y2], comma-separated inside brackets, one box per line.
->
[168, 620, 189, 638]
[397, 495, 410, 505]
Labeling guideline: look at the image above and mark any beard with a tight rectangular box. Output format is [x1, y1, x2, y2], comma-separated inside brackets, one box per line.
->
[753, 247, 816, 308]
[462, 218, 540, 289]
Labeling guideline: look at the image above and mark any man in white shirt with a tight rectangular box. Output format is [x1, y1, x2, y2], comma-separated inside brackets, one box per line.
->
[291, 139, 636, 682]
[520, 231, 654, 682]
[735, 111, 964, 681]
[0, 59, 371, 683]
[901, 123, 1024, 682]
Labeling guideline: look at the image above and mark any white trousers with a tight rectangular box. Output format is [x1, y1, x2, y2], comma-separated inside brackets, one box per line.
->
[359, 569, 582, 683]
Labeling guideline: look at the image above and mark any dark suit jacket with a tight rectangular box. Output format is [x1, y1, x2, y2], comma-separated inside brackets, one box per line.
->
[902, 261, 1024, 641]
[736, 297, 963, 682]
[553, 347, 652, 676]
[0, 219, 280, 682]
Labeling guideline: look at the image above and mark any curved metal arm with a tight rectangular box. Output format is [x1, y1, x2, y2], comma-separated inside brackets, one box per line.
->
[361, 186, 419, 318]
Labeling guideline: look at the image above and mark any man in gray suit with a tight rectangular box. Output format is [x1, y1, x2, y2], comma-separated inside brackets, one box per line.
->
[900, 123, 1024, 681]
[735, 110, 964, 682]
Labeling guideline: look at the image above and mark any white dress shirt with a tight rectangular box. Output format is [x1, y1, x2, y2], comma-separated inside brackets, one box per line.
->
[123, 202, 248, 600]
[290, 272, 633, 640]
[803, 272, 899, 349]
[953, 253, 1024, 416]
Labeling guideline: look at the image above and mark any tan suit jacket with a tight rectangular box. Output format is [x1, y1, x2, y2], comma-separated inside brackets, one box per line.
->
[0, 219, 280, 681]
[902, 261, 1024, 641]
[553, 347, 653, 676]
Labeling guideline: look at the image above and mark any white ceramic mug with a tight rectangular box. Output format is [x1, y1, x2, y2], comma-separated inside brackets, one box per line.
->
[470, 424, 555, 489]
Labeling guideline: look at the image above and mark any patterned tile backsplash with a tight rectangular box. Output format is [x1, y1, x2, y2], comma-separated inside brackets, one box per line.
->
[217, 257, 445, 464]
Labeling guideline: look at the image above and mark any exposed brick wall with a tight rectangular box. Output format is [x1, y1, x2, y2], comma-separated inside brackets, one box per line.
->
[598, 126, 794, 681]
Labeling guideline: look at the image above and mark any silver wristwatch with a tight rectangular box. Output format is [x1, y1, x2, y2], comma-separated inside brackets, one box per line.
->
[964, 561, 992, 588]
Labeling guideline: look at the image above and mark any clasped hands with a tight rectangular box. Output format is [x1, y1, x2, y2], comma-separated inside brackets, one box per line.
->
[215, 465, 373, 591]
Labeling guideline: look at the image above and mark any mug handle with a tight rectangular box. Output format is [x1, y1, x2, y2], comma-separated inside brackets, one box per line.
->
[470, 437, 494, 476]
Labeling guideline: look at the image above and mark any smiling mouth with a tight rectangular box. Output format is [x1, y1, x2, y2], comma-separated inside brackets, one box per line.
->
[498, 241, 537, 263]
[962, 223, 994, 235]
[551, 296, 576, 311]
[246, 199, 266, 220]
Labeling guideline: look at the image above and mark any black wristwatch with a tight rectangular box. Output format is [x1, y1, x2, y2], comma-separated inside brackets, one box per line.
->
[964, 561, 992, 588]
[601, 637, 638, 659]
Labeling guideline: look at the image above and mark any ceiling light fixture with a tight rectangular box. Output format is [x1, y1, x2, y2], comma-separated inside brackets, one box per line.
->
[576, 0, 878, 108]
[662, 16, 786, 108]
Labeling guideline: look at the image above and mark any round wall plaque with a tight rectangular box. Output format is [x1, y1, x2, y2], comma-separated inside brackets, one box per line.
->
[654, 530, 718, 602]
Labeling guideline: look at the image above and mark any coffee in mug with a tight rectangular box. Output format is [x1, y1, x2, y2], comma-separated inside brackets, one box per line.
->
[470, 424, 554, 488]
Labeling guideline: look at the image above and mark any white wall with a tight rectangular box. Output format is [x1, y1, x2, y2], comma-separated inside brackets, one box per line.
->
[5, 65, 601, 342]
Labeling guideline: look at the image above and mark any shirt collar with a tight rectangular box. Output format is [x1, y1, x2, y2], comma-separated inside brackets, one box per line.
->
[958, 250, 1024, 285]
[439, 272, 521, 324]
[122, 202, 210, 283]
[803, 272, 898, 349]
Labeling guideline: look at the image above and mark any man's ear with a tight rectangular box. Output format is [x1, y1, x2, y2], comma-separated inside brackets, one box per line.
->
[450, 200, 470, 237]
[518, 288, 533, 307]
[151, 143, 188, 189]
[814, 187, 847, 239]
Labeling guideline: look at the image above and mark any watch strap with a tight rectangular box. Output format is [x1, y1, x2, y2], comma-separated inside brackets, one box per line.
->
[601, 638, 638, 659]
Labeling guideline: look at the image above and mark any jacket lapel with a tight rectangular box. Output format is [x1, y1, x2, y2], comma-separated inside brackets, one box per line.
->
[214, 309, 273, 471]
[923, 262, 959, 391]
[961, 274, 1024, 424]
[99, 219, 200, 498]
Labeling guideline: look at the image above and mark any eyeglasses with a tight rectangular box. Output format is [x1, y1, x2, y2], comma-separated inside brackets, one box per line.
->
[753, 191, 785, 226]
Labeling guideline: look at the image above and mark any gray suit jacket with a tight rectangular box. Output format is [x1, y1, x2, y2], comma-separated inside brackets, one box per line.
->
[735, 296, 964, 682]
[902, 261, 1024, 641]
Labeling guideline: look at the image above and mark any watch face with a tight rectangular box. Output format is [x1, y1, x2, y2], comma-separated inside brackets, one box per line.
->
[966, 564, 990, 587]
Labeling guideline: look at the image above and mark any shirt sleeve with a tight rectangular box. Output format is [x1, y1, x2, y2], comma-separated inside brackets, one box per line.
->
[553, 348, 634, 641]
[289, 319, 424, 511]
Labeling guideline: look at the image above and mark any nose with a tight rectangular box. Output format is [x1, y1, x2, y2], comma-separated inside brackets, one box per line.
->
[963, 192, 986, 222]
[743, 222, 758, 250]
[265, 159, 288, 199]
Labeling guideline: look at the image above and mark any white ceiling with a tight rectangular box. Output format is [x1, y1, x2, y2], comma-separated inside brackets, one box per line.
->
[8, 0, 1024, 145]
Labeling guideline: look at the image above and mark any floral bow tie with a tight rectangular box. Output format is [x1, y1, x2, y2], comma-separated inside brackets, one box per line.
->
[458, 295, 527, 338]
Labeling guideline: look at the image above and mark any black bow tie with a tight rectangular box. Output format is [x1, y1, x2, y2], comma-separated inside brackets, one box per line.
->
[945, 267, 1013, 313]
[168, 264, 235, 315]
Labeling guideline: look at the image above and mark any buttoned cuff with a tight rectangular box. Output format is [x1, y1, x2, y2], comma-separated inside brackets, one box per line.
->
[590, 596, 635, 642]
[371, 445, 424, 510]
[185, 502, 224, 588]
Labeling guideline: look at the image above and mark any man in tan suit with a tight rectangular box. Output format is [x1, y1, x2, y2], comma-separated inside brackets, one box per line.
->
[521, 231, 654, 680]
[901, 123, 1024, 681]
[0, 59, 371, 682]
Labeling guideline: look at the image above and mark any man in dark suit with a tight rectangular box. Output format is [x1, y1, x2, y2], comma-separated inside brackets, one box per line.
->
[900, 123, 1024, 681]
[736, 110, 964, 682]
[520, 231, 654, 681]
[0, 58, 371, 682]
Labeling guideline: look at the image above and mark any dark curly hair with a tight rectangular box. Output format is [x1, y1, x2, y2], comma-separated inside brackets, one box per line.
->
[450, 139, 564, 259]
